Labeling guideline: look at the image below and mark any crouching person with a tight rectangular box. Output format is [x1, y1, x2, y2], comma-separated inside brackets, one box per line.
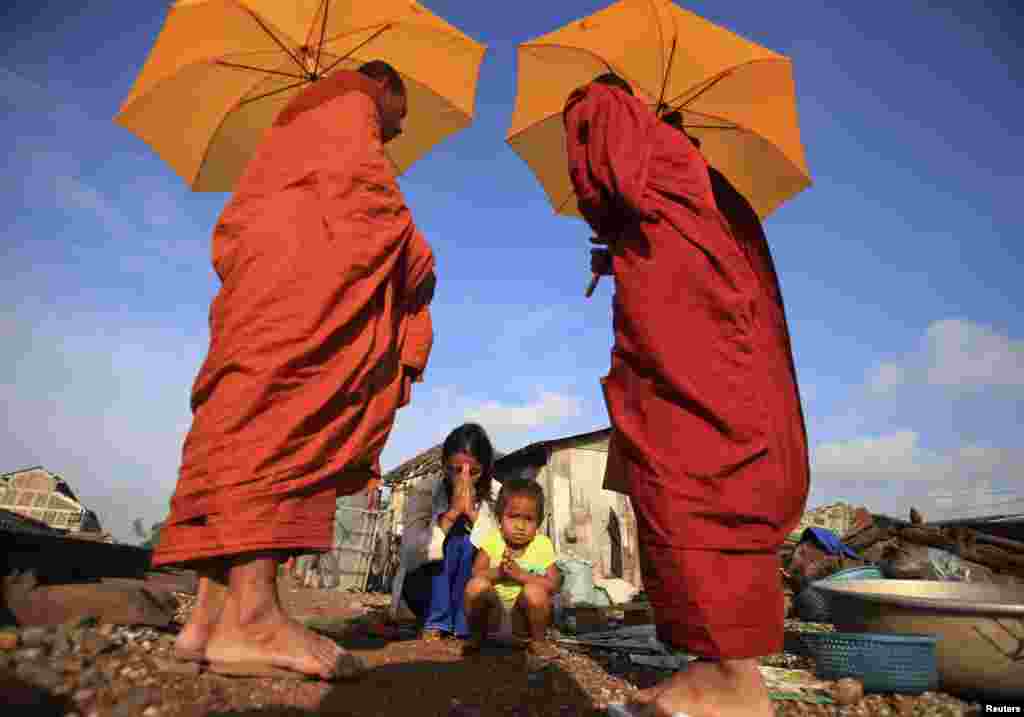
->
[462, 478, 561, 659]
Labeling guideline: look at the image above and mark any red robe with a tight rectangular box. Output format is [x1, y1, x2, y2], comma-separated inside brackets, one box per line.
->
[153, 72, 434, 567]
[564, 83, 809, 658]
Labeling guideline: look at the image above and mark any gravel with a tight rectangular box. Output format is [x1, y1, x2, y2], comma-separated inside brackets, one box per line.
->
[0, 586, 987, 716]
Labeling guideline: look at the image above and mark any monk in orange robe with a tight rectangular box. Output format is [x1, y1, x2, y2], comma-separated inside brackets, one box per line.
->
[152, 61, 436, 681]
[565, 75, 809, 717]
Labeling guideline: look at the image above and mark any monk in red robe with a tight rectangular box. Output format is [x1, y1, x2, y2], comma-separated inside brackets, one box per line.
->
[564, 75, 809, 717]
[152, 61, 436, 681]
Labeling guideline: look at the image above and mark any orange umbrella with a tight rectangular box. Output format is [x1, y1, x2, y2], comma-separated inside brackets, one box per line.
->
[116, 0, 486, 191]
[508, 0, 811, 222]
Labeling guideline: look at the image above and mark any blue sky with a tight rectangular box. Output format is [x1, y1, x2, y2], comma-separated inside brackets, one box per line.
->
[1, 1, 1021, 544]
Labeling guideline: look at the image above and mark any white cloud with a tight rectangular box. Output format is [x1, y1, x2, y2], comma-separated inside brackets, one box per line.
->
[465, 391, 581, 431]
[867, 361, 907, 393]
[809, 432, 1023, 520]
[867, 319, 1024, 392]
[925, 319, 1024, 387]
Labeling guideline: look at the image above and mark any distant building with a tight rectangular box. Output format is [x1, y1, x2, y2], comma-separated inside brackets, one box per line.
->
[0, 467, 107, 539]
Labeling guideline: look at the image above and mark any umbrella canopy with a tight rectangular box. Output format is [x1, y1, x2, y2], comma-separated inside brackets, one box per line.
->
[115, 0, 486, 191]
[507, 0, 811, 220]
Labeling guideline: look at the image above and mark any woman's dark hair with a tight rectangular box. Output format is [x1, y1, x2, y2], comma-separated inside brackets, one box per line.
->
[441, 423, 495, 505]
[495, 478, 545, 522]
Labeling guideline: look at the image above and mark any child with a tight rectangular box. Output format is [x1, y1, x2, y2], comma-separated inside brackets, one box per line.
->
[462, 478, 561, 658]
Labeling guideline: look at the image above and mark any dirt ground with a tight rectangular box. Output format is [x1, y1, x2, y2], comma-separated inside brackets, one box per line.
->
[1, 579, 985, 716]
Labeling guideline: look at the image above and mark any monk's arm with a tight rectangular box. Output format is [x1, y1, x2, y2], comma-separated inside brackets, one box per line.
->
[563, 87, 652, 234]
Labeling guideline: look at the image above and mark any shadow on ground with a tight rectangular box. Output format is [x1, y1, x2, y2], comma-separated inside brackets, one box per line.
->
[208, 641, 600, 717]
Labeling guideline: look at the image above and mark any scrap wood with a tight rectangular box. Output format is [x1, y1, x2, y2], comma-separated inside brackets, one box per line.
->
[555, 624, 666, 654]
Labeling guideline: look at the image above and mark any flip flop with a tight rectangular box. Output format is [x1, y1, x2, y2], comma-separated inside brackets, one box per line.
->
[207, 651, 366, 682]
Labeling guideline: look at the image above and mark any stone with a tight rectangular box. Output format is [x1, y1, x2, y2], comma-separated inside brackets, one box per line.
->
[832, 677, 864, 705]
[152, 656, 201, 676]
[73, 688, 98, 706]
[119, 686, 157, 711]
[14, 646, 47, 662]
[16, 662, 64, 691]
[79, 633, 116, 656]
[5, 582, 175, 628]
[51, 630, 73, 658]
[78, 666, 106, 687]
[19, 626, 52, 648]
[142, 707, 161, 717]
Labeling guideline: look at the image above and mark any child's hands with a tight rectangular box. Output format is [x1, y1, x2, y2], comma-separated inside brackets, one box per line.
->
[499, 554, 528, 585]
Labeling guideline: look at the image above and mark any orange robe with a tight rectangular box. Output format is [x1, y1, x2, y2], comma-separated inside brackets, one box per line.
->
[564, 83, 809, 658]
[153, 72, 434, 567]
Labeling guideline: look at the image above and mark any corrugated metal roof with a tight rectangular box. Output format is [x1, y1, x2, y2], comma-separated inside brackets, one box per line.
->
[494, 427, 612, 473]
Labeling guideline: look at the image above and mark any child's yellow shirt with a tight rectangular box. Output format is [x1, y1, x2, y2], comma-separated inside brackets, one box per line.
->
[479, 529, 556, 609]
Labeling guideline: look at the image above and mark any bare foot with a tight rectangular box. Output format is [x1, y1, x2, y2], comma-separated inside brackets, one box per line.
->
[627, 659, 773, 717]
[174, 574, 226, 662]
[205, 612, 363, 681]
[203, 552, 363, 681]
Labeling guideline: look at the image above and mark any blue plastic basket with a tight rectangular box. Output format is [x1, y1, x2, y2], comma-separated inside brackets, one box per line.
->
[798, 631, 938, 694]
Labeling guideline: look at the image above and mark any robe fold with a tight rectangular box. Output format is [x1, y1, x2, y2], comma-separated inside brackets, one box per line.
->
[153, 72, 434, 567]
[564, 83, 809, 658]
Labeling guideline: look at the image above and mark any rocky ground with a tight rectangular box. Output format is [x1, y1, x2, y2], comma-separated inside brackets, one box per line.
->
[0, 581, 988, 716]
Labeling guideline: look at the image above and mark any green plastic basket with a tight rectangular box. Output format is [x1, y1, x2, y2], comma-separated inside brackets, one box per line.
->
[798, 631, 938, 694]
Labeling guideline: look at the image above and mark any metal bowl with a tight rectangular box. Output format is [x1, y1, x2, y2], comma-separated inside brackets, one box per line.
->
[815, 579, 1024, 700]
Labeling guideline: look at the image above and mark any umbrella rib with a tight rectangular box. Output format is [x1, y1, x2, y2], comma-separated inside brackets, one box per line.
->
[241, 6, 309, 77]
[676, 71, 732, 109]
[319, 24, 393, 76]
[655, 37, 677, 116]
[648, 0, 667, 96]
[215, 61, 307, 81]
[520, 42, 614, 73]
[314, 0, 330, 77]
[238, 79, 311, 107]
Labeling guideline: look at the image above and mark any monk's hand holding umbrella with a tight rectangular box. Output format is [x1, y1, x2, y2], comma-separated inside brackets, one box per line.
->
[586, 234, 615, 298]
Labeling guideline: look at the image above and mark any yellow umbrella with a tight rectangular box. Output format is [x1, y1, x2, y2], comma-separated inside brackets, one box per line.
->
[507, 0, 811, 221]
[115, 0, 486, 191]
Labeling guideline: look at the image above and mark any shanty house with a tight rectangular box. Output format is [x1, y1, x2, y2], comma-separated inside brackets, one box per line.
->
[0, 467, 106, 538]
[494, 428, 643, 589]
